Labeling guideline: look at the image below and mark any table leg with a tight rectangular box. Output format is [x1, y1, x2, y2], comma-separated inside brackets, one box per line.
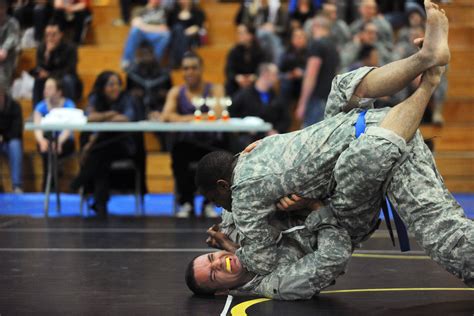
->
[44, 142, 53, 217]
[52, 138, 61, 213]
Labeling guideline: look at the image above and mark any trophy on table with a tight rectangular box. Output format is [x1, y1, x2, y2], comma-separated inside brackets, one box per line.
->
[191, 97, 205, 121]
[205, 97, 217, 121]
[219, 96, 232, 121]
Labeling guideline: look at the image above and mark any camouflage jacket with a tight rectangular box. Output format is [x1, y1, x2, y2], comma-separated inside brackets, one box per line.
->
[221, 208, 352, 300]
[231, 67, 389, 276]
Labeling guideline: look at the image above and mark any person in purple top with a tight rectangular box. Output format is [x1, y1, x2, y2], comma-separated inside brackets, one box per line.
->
[34, 77, 76, 190]
[161, 51, 226, 218]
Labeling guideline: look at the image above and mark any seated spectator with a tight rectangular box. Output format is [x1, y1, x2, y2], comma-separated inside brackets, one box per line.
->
[126, 41, 172, 119]
[340, 22, 392, 71]
[396, 2, 425, 50]
[348, 44, 379, 71]
[224, 24, 266, 97]
[279, 27, 307, 102]
[70, 71, 145, 219]
[295, 15, 339, 127]
[121, 0, 170, 69]
[0, 82, 23, 193]
[126, 41, 172, 151]
[234, 0, 258, 26]
[288, 0, 315, 31]
[167, 0, 206, 68]
[31, 21, 81, 106]
[160, 51, 225, 218]
[33, 77, 75, 190]
[229, 63, 290, 151]
[114, 0, 147, 26]
[0, 0, 20, 86]
[12, 0, 53, 42]
[257, 0, 288, 63]
[349, 0, 393, 51]
[236, 0, 287, 63]
[52, 0, 91, 44]
[321, 2, 351, 52]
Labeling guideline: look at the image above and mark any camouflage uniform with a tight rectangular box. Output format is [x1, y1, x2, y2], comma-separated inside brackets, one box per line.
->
[231, 66, 474, 288]
[221, 209, 353, 300]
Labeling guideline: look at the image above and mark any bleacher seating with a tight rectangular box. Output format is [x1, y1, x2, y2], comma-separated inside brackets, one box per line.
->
[1, 0, 472, 193]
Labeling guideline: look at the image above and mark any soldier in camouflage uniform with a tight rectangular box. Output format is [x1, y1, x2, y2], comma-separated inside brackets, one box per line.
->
[186, 1, 473, 299]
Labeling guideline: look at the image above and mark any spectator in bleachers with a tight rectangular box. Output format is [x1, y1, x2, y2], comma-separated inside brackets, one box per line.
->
[70, 71, 145, 219]
[288, 0, 315, 31]
[340, 22, 392, 71]
[235, 0, 287, 63]
[160, 51, 225, 218]
[0, 0, 20, 86]
[321, 2, 351, 52]
[126, 41, 171, 120]
[115, 0, 147, 26]
[229, 63, 290, 151]
[31, 21, 80, 106]
[52, 0, 91, 44]
[347, 43, 378, 71]
[126, 41, 171, 150]
[0, 82, 23, 193]
[121, 0, 170, 69]
[279, 27, 307, 103]
[12, 0, 53, 42]
[33, 77, 75, 190]
[167, 0, 206, 68]
[396, 2, 425, 51]
[235, 0, 258, 26]
[349, 0, 393, 51]
[295, 15, 339, 127]
[224, 24, 266, 97]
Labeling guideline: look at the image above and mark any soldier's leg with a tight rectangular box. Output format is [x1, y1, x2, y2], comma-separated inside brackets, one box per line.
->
[387, 132, 474, 286]
[329, 66, 443, 240]
[354, 0, 450, 99]
[330, 126, 406, 242]
[324, 1, 449, 119]
[379, 66, 444, 141]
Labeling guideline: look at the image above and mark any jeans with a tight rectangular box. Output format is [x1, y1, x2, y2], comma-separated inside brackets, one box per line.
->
[0, 139, 23, 189]
[122, 27, 171, 64]
[303, 96, 327, 128]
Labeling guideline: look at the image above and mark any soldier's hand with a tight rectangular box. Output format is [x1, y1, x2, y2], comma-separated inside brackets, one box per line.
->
[207, 228, 239, 253]
[243, 140, 261, 153]
[276, 194, 322, 212]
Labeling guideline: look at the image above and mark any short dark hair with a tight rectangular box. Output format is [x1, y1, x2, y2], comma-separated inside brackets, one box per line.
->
[48, 77, 65, 95]
[185, 256, 216, 296]
[182, 51, 204, 66]
[357, 44, 376, 61]
[195, 151, 234, 193]
[46, 20, 64, 33]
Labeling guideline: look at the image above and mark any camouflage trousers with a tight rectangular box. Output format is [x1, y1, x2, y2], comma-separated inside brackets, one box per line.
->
[330, 126, 474, 287]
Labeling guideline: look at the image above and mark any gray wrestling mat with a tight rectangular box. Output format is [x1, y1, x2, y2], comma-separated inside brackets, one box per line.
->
[0, 217, 472, 315]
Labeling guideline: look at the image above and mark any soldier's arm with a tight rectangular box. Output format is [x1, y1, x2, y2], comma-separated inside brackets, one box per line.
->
[251, 225, 352, 300]
[232, 194, 280, 276]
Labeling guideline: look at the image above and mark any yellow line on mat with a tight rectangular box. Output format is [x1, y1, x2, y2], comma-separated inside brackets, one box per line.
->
[230, 288, 474, 316]
[231, 298, 271, 316]
[352, 254, 430, 260]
